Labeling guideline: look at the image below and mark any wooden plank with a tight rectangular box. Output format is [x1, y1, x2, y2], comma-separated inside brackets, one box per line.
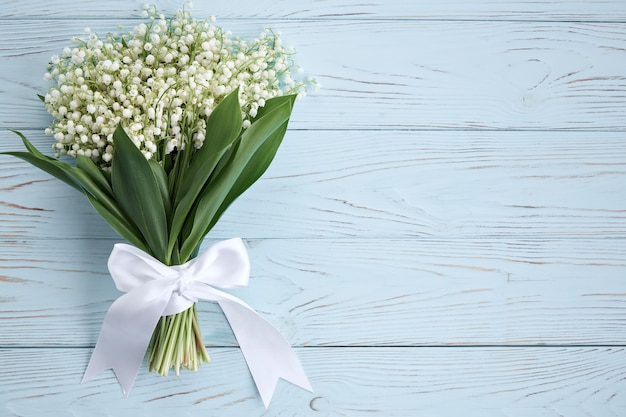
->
[1, 130, 625, 240]
[2, 1, 624, 416]
[1, 237, 625, 346]
[3, 0, 626, 21]
[1, 20, 626, 131]
[1, 347, 625, 416]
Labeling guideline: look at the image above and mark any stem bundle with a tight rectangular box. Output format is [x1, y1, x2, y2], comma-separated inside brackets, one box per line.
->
[147, 304, 210, 375]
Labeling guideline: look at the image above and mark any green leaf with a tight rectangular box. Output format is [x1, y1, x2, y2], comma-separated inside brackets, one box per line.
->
[76, 155, 113, 197]
[201, 94, 296, 229]
[174, 87, 242, 206]
[37, 94, 45, 103]
[205, 119, 289, 235]
[85, 193, 149, 252]
[2, 130, 147, 250]
[179, 97, 294, 260]
[2, 151, 83, 192]
[168, 88, 242, 253]
[70, 166, 147, 246]
[253, 94, 296, 122]
[9, 130, 56, 161]
[149, 159, 172, 218]
[111, 124, 169, 262]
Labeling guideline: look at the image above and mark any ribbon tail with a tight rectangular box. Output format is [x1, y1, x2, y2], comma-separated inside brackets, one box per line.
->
[217, 298, 313, 408]
[82, 281, 173, 395]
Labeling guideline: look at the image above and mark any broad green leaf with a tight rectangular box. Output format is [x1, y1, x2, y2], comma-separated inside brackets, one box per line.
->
[179, 98, 294, 260]
[149, 159, 172, 218]
[193, 87, 242, 178]
[2, 131, 147, 249]
[9, 130, 54, 160]
[204, 137, 240, 188]
[4, 132, 86, 192]
[70, 166, 146, 245]
[168, 88, 242, 254]
[201, 95, 297, 232]
[1, 151, 83, 192]
[76, 155, 113, 197]
[47, 159, 145, 247]
[111, 124, 169, 262]
[85, 193, 149, 252]
[174, 87, 242, 206]
[252, 94, 296, 122]
[204, 119, 289, 235]
[176, 140, 240, 246]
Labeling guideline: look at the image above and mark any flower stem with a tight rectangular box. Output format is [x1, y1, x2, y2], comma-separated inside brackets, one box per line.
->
[147, 303, 210, 376]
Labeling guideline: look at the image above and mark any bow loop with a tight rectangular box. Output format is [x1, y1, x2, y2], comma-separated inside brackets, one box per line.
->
[108, 244, 177, 292]
[190, 238, 250, 288]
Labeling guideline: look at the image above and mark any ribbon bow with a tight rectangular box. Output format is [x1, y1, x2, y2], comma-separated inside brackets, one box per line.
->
[82, 238, 312, 408]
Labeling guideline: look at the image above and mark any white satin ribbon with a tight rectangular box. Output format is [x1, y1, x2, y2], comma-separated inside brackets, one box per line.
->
[82, 238, 312, 408]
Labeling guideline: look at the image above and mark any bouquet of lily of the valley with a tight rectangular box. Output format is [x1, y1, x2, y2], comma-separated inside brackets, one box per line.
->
[2, 5, 314, 407]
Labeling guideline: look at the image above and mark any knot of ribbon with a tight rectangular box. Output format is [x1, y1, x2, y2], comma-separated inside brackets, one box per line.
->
[82, 238, 312, 408]
[174, 267, 194, 295]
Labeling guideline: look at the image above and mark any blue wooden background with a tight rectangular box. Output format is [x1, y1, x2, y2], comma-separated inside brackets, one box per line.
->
[2, 1, 626, 415]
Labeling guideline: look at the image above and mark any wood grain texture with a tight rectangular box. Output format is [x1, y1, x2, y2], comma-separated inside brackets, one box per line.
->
[1, 237, 625, 346]
[2, 131, 625, 240]
[1, 347, 625, 416]
[1, 20, 626, 131]
[3, 0, 626, 21]
[1, 0, 626, 415]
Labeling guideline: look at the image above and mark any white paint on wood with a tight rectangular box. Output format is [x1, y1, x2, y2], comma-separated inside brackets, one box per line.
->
[2, 131, 624, 239]
[1, 0, 625, 415]
[1, 347, 625, 416]
[3, 0, 626, 21]
[1, 237, 625, 346]
[1, 20, 625, 130]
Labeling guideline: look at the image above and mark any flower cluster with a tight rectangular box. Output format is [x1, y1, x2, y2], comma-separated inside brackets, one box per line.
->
[43, 5, 315, 168]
